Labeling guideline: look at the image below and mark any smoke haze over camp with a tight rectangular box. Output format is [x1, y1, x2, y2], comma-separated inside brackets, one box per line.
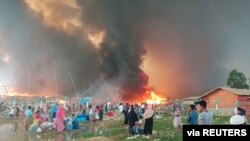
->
[0, 0, 250, 99]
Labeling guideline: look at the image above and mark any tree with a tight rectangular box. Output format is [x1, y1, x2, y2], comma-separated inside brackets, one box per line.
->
[227, 69, 249, 89]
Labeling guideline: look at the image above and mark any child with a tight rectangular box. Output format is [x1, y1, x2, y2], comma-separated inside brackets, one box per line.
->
[187, 104, 198, 125]
[173, 106, 182, 128]
[107, 110, 114, 120]
[133, 116, 144, 135]
[65, 117, 73, 131]
[9, 107, 15, 118]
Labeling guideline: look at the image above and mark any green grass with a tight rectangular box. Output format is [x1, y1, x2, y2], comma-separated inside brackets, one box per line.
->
[213, 116, 230, 124]
[81, 116, 232, 141]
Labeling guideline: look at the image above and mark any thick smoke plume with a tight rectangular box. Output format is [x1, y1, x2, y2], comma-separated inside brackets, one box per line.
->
[0, 0, 152, 100]
[26, 0, 150, 100]
[1, 0, 250, 99]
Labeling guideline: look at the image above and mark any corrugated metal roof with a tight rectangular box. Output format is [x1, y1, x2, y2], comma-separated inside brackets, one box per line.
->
[183, 96, 200, 100]
[201, 87, 250, 98]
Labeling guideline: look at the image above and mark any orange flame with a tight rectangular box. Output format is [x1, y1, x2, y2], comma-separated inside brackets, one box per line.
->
[145, 91, 166, 104]
[1, 88, 32, 97]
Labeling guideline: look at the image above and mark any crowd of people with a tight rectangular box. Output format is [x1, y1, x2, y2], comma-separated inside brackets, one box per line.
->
[5, 99, 248, 139]
[118, 103, 154, 139]
[8, 102, 156, 138]
[173, 99, 248, 128]
[7, 102, 116, 134]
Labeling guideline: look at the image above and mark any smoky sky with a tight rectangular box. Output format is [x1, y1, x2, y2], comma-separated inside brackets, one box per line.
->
[0, 0, 250, 98]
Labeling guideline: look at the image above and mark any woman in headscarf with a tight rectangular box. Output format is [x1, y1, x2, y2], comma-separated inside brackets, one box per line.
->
[54, 106, 65, 132]
[143, 105, 154, 136]
[237, 107, 248, 124]
[128, 105, 138, 136]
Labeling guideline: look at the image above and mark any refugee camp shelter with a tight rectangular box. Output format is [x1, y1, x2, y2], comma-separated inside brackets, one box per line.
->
[200, 87, 250, 115]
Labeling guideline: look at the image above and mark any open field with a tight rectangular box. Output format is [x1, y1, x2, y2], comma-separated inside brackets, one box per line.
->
[79, 116, 231, 141]
[0, 115, 235, 141]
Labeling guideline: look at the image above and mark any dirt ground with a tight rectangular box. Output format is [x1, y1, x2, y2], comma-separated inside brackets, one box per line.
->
[79, 137, 114, 141]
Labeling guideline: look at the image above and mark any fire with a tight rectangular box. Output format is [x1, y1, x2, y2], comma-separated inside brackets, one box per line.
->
[145, 90, 166, 104]
[24, 0, 106, 49]
[0, 88, 31, 97]
[0, 87, 54, 97]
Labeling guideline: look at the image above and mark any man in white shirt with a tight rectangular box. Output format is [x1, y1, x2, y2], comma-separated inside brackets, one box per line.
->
[118, 103, 124, 113]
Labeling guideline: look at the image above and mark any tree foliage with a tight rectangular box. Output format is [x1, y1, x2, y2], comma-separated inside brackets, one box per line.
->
[227, 69, 249, 89]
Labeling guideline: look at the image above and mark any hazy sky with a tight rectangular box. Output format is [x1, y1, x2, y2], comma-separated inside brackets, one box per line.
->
[0, 0, 250, 98]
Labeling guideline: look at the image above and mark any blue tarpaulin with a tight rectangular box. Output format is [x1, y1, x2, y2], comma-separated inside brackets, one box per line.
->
[80, 97, 91, 105]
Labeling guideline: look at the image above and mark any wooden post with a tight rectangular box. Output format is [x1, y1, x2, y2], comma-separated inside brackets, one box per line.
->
[27, 70, 30, 94]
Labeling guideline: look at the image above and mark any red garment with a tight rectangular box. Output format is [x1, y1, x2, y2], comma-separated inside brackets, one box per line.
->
[56, 106, 65, 119]
[34, 113, 40, 120]
[95, 108, 99, 114]
[107, 111, 114, 117]
[34, 113, 43, 122]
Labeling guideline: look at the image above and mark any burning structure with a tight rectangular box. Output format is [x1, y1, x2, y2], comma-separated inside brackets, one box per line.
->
[0, 0, 160, 102]
[1, 0, 250, 102]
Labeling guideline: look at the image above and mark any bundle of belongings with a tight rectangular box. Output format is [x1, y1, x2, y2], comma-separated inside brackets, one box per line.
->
[64, 115, 80, 131]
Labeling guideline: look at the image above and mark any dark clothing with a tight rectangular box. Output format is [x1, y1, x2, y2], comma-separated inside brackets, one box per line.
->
[105, 105, 108, 113]
[52, 112, 56, 119]
[144, 116, 153, 135]
[15, 107, 20, 117]
[99, 107, 103, 121]
[123, 109, 129, 125]
[141, 108, 145, 114]
[128, 111, 138, 135]
[128, 112, 138, 127]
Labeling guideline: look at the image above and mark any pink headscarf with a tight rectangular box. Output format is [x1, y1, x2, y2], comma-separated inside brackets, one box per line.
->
[56, 106, 65, 120]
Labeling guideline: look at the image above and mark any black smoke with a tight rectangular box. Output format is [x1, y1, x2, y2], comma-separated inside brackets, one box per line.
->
[1, 0, 250, 99]
[78, 0, 150, 100]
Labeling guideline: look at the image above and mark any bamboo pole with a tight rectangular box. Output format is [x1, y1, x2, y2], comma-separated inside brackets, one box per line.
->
[68, 72, 78, 98]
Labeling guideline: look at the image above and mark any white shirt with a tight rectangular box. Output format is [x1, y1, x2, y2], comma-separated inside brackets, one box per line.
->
[118, 105, 123, 112]
[141, 104, 145, 108]
[89, 109, 93, 115]
[9, 108, 15, 115]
